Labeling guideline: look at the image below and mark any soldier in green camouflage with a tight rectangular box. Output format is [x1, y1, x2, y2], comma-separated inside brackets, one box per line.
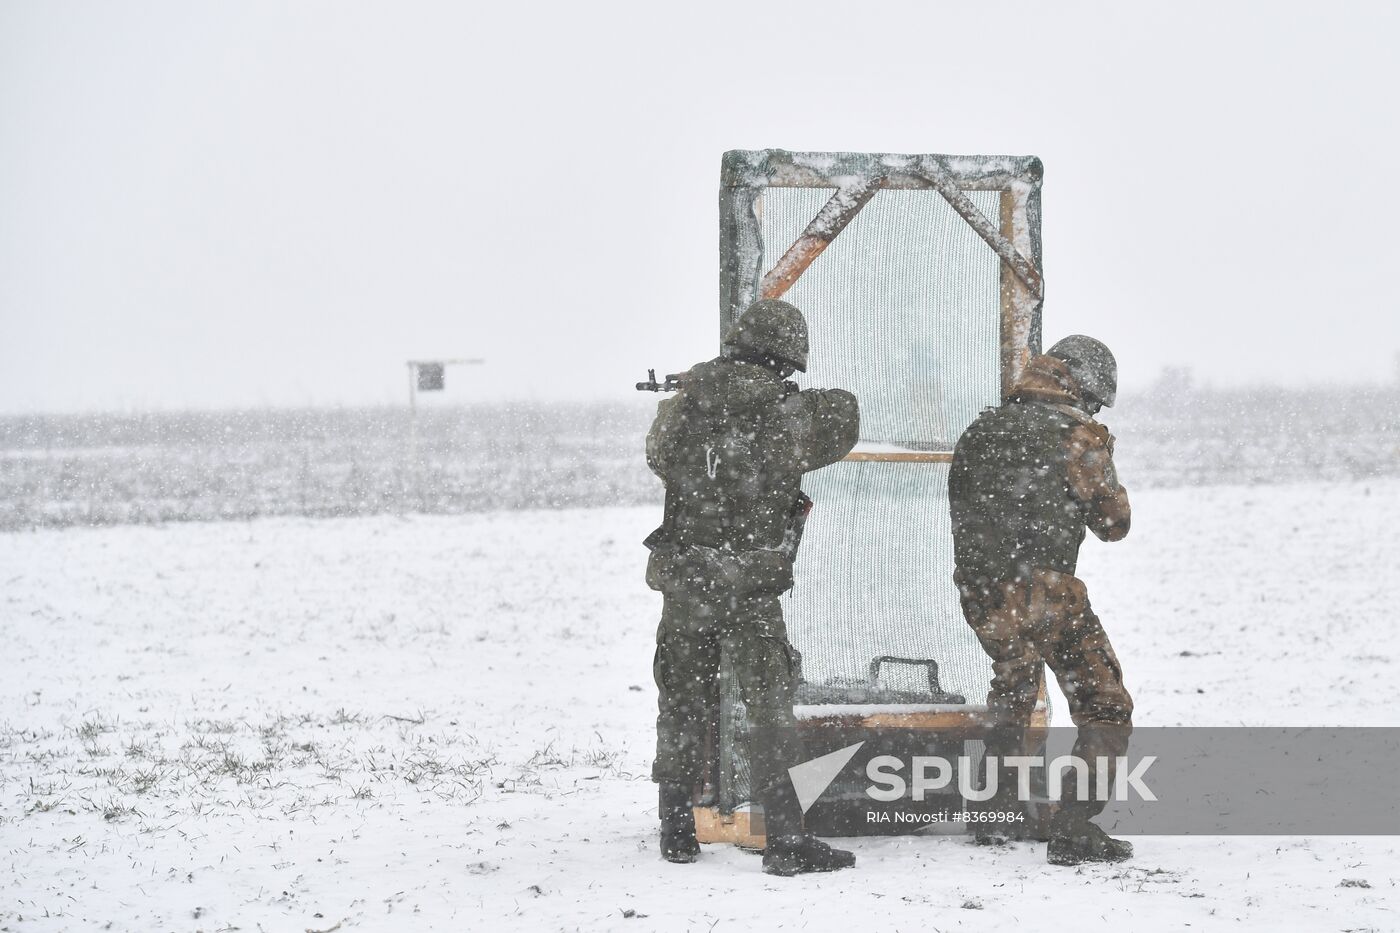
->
[644, 298, 860, 876]
[948, 335, 1135, 866]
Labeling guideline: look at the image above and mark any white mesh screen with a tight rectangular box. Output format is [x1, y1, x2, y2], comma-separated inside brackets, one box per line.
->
[758, 187, 1003, 449]
[760, 187, 1005, 703]
[786, 461, 993, 701]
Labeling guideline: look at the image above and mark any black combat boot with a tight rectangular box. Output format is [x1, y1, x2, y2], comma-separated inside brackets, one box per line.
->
[1046, 812, 1132, 866]
[762, 833, 857, 876]
[752, 744, 855, 876]
[973, 801, 1039, 846]
[971, 773, 1038, 846]
[972, 726, 1044, 845]
[658, 783, 700, 864]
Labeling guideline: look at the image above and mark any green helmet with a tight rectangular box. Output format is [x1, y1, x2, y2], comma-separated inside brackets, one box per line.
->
[1047, 335, 1117, 408]
[723, 299, 810, 372]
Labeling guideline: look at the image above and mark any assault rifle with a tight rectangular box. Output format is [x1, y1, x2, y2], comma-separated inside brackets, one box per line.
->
[636, 369, 686, 392]
[635, 367, 800, 397]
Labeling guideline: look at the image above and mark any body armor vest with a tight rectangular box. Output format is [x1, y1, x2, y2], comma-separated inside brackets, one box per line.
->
[948, 400, 1087, 581]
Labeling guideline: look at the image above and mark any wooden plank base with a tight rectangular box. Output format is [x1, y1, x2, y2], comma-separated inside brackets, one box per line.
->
[693, 805, 766, 849]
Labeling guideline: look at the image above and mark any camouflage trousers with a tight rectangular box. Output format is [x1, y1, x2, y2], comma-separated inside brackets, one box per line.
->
[651, 591, 798, 787]
[955, 567, 1134, 820]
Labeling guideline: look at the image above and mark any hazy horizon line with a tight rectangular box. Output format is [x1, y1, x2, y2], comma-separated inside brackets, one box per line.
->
[3, 375, 1399, 420]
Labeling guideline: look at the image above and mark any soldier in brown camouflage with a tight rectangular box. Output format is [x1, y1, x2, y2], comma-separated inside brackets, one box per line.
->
[948, 335, 1135, 866]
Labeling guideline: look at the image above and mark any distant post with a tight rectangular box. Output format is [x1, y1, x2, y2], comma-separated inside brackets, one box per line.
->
[405, 358, 485, 498]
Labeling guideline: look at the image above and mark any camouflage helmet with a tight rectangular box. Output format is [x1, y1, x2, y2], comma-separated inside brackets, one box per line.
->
[1047, 335, 1117, 408]
[723, 298, 809, 372]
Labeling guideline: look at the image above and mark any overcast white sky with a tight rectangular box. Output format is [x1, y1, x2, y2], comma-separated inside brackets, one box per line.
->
[2, 1, 1397, 412]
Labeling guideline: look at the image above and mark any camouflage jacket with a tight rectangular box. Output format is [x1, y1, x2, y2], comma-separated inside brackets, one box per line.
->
[948, 354, 1130, 582]
[645, 357, 858, 596]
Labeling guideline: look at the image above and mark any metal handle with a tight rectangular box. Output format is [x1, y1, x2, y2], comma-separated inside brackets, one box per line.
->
[868, 656, 965, 704]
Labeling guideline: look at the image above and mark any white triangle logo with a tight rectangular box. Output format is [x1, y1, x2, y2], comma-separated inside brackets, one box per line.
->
[787, 742, 865, 813]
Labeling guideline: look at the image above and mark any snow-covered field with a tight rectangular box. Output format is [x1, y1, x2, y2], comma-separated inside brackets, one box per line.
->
[3, 387, 1398, 530]
[3, 479, 1398, 931]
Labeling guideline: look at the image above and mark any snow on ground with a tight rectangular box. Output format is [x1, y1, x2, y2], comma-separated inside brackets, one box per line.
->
[2, 479, 1398, 931]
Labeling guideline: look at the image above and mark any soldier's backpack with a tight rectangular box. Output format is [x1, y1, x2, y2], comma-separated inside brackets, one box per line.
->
[646, 359, 778, 499]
